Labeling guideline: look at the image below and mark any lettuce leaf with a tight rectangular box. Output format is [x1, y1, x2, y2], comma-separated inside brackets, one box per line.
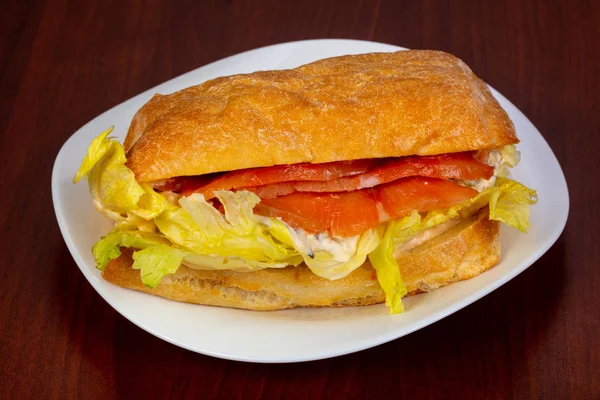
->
[156, 191, 303, 271]
[92, 229, 187, 287]
[132, 246, 187, 288]
[92, 229, 175, 270]
[368, 217, 414, 313]
[74, 127, 143, 213]
[368, 178, 537, 314]
[74, 127, 168, 231]
[405, 177, 538, 235]
[489, 178, 537, 232]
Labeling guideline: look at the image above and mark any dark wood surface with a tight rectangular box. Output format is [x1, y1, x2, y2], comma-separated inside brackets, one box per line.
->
[1, 0, 598, 398]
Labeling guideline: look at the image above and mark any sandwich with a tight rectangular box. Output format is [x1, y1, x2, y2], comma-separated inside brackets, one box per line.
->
[74, 50, 537, 313]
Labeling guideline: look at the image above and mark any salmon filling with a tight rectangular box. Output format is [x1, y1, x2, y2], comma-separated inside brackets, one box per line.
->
[158, 153, 494, 237]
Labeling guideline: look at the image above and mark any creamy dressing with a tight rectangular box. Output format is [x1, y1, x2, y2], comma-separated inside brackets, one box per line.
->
[287, 227, 360, 262]
[460, 147, 519, 192]
[462, 175, 497, 192]
[160, 190, 182, 205]
[257, 216, 378, 279]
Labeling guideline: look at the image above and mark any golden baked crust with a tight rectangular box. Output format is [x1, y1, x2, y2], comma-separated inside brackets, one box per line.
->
[102, 209, 500, 310]
[124, 50, 518, 182]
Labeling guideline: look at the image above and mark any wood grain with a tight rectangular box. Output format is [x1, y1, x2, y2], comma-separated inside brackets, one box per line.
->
[1, 0, 598, 398]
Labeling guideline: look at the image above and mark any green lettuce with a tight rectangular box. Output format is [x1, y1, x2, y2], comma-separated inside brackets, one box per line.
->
[156, 191, 304, 271]
[74, 127, 168, 232]
[132, 246, 187, 288]
[367, 215, 418, 313]
[74, 127, 142, 212]
[368, 177, 538, 313]
[92, 229, 187, 287]
[489, 178, 537, 232]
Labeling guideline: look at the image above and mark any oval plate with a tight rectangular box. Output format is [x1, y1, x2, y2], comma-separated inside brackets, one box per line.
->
[52, 39, 569, 363]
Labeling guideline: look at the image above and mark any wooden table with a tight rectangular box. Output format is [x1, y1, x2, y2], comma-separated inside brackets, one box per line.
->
[1, 0, 598, 398]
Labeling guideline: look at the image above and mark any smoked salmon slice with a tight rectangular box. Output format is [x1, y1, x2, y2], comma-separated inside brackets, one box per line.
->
[256, 177, 478, 237]
[179, 153, 492, 199]
[375, 176, 479, 220]
[243, 153, 493, 199]
[180, 159, 380, 198]
[256, 190, 380, 236]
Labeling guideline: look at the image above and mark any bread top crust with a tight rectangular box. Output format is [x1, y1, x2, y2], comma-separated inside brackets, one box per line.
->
[125, 50, 517, 182]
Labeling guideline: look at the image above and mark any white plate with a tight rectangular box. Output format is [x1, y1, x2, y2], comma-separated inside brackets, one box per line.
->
[52, 39, 569, 363]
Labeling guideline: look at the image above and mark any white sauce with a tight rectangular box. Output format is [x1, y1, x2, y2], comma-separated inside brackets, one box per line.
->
[463, 175, 497, 192]
[287, 227, 360, 262]
[160, 190, 182, 205]
[460, 148, 517, 192]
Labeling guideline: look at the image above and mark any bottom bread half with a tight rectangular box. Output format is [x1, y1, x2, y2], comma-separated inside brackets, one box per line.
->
[102, 208, 500, 311]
